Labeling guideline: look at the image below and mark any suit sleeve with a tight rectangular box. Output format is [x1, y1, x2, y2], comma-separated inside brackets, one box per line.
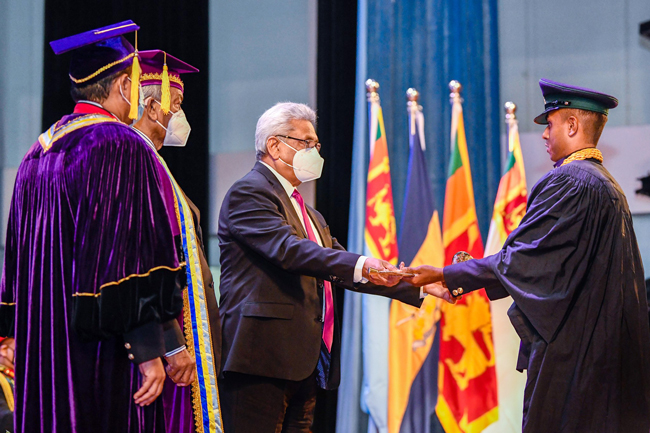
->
[224, 181, 360, 283]
[70, 126, 184, 346]
[320, 214, 423, 308]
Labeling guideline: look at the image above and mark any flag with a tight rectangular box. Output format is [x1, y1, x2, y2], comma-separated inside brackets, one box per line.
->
[484, 112, 527, 255]
[387, 98, 445, 433]
[482, 109, 528, 433]
[361, 81, 399, 432]
[436, 85, 499, 433]
[363, 90, 398, 265]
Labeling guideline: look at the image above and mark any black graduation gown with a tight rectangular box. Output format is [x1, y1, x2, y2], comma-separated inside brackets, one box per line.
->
[444, 159, 650, 432]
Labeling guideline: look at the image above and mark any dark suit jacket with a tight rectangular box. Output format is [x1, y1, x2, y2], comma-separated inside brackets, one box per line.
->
[218, 162, 422, 389]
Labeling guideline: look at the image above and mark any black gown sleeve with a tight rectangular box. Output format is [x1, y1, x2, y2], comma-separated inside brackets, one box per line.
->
[444, 165, 611, 343]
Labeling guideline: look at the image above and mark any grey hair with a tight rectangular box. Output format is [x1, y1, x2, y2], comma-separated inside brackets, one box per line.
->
[142, 84, 163, 101]
[254, 102, 317, 160]
[134, 85, 163, 122]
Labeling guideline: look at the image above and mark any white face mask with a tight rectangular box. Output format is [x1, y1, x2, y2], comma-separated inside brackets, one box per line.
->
[153, 100, 192, 147]
[277, 138, 324, 182]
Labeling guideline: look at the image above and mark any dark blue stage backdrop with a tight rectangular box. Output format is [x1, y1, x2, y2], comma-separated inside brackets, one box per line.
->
[366, 0, 501, 240]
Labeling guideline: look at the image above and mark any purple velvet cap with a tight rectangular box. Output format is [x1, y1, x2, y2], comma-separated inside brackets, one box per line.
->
[50, 20, 139, 86]
[139, 50, 199, 92]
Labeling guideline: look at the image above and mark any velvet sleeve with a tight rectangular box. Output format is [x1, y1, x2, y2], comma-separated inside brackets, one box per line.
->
[0, 191, 19, 337]
[69, 125, 184, 341]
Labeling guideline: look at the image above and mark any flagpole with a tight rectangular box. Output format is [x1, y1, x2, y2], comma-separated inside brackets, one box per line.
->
[449, 80, 462, 152]
[449, 79, 462, 101]
[366, 78, 379, 101]
[505, 101, 516, 121]
[406, 87, 419, 137]
[366, 79, 380, 157]
[361, 77, 399, 432]
[505, 101, 517, 154]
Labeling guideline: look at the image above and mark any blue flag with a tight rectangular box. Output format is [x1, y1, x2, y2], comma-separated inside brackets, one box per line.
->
[387, 106, 444, 433]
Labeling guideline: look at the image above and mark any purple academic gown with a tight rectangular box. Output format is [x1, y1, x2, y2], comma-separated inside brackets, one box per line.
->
[0, 105, 184, 433]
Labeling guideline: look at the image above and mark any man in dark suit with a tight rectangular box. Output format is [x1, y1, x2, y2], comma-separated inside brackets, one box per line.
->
[218, 102, 423, 432]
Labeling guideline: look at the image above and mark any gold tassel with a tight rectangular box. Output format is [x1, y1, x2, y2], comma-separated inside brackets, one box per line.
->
[128, 31, 141, 120]
[161, 52, 171, 115]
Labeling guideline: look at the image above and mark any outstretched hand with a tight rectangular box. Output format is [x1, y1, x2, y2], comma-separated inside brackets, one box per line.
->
[423, 282, 457, 304]
[401, 265, 444, 286]
[362, 258, 402, 287]
[402, 265, 457, 304]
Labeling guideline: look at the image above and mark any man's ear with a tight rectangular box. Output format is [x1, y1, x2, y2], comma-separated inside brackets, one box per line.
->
[567, 115, 578, 137]
[266, 136, 280, 159]
[115, 73, 129, 94]
[144, 98, 158, 122]
[0, 343, 9, 360]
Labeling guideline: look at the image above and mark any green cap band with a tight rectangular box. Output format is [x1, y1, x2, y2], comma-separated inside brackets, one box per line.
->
[543, 93, 609, 116]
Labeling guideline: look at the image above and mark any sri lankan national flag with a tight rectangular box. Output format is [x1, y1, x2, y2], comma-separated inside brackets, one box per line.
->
[364, 102, 398, 264]
[436, 92, 498, 433]
[484, 114, 528, 431]
[484, 116, 527, 254]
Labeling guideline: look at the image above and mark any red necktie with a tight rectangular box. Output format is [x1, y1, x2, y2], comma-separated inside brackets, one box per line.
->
[292, 189, 334, 352]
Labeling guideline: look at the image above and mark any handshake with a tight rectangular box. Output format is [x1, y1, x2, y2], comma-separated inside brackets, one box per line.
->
[361, 257, 457, 304]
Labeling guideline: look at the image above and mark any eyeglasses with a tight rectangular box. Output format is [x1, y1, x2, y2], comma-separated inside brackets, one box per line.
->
[276, 135, 321, 151]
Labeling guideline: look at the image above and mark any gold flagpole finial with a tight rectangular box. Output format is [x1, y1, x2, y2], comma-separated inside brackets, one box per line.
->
[505, 101, 517, 122]
[449, 80, 462, 104]
[406, 88, 420, 136]
[406, 87, 419, 103]
[366, 79, 380, 103]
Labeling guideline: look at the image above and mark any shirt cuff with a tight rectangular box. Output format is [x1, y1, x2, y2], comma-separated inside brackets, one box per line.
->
[354, 256, 368, 283]
[419, 287, 427, 299]
[165, 345, 187, 358]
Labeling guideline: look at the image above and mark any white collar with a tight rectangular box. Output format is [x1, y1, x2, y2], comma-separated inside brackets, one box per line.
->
[260, 161, 298, 198]
[131, 126, 157, 152]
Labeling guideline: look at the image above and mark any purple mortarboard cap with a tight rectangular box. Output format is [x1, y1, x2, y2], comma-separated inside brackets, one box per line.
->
[139, 50, 199, 93]
[50, 20, 139, 86]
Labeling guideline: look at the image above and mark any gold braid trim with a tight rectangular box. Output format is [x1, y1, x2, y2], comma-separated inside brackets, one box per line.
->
[141, 72, 185, 91]
[183, 289, 205, 433]
[69, 52, 135, 84]
[94, 23, 135, 35]
[71, 263, 186, 297]
[560, 148, 603, 167]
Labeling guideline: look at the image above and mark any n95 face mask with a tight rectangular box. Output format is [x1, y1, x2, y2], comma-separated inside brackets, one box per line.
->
[155, 103, 192, 147]
[278, 138, 324, 182]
